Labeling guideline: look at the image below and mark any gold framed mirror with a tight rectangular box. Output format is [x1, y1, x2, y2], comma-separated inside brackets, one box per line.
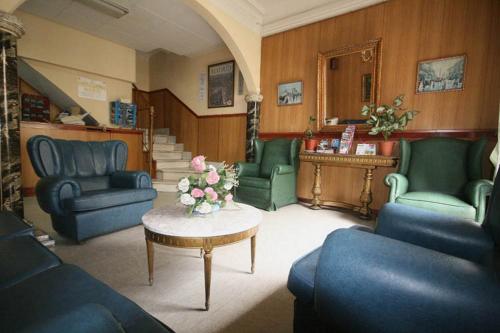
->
[317, 39, 382, 132]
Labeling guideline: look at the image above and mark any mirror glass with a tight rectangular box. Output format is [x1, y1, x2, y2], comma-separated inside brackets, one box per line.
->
[317, 39, 381, 131]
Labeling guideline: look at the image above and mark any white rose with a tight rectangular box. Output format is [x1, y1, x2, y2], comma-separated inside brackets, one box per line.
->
[177, 177, 190, 193]
[223, 182, 233, 190]
[208, 164, 217, 171]
[196, 201, 212, 214]
[180, 193, 195, 206]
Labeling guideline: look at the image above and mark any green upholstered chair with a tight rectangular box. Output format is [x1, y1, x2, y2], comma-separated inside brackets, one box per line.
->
[384, 137, 493, 223]
[234, 138, 301, 211]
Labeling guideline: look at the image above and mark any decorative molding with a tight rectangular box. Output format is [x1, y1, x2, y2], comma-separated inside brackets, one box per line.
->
[245, 93, 263, 103]
[0, 11, 24, 38]
[209, 0, 263, 34]
[262, 0, 386, 36]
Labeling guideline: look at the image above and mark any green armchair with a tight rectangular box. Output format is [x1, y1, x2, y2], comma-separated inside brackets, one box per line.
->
[234, 138, 301, 211]
[385, 137, 493, 222]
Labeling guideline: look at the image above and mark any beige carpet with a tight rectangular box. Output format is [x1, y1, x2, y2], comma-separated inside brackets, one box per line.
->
[24, 194, 373, 333]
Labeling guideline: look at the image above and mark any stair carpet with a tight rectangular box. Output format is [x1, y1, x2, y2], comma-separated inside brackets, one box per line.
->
[152, 128, 193, 192]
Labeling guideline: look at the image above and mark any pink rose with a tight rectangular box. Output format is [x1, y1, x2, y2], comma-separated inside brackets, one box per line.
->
[224, 194, 233, 202]
[204, 187, 218, 201]
[191, 155, 206, 172]
[206, 170, 220, 185]
[191, 188, 204, 198]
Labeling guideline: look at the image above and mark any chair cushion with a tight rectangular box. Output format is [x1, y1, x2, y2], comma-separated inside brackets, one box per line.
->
[260, 139, 291, 178]
[396, 191, 476, 220]
[0, 211, 33, 240]
[0, 236, 61, 289]
[239, 176, 271, 189]
[287, 247, 321, 304]
[64, 188, 157, 212]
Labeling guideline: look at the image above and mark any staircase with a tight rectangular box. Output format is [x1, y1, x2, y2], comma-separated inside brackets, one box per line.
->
[151, 128, 193, 192]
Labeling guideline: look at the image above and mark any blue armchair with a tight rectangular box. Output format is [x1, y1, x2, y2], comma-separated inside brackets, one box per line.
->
[27, 135, 157, 242]
[288, 174, 500, 332]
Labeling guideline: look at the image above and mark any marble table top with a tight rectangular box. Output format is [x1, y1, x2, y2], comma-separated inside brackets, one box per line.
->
[142, 203, 262, 238]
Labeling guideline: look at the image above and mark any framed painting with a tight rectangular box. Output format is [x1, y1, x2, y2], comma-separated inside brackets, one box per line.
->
[208, 60, 235, 108]
[416, 55, 466, 93]
[277, 80, 303, 106]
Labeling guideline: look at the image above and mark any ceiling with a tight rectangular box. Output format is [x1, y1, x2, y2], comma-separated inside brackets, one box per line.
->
[19, 0, 385, 55]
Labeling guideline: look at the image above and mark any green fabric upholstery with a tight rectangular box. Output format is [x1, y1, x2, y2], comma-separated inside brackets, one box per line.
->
[235, 138, 301, 211]
[385, 137, 492, 222]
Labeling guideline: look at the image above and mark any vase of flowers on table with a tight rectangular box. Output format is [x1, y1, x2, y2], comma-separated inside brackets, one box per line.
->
[177, 155, 239, 216]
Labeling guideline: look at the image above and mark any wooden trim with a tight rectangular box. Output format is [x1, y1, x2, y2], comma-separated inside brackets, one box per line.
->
[20, 121, 144, 135]
[297, 197, 379, 216]
[259, 128, 498, 140]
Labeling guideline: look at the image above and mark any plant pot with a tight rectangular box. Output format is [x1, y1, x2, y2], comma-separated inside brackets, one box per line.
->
[305, 139, 319, 151]
[379, 141, 395, 157]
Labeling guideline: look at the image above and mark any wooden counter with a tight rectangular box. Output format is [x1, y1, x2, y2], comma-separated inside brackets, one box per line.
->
[20, 121, 145, 195]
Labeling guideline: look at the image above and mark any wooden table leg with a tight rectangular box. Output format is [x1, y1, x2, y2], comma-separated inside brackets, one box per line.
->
[310, 163, 322, 210]
[146, 238, 154, 286]
[250, 235, 256, 274]
[203, 246, 213, 311]
[200, 248, 203, 258]
[359, 168, 374, 219]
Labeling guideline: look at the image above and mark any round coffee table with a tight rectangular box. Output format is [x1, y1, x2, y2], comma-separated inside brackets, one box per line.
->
[142, 203, 262, 310]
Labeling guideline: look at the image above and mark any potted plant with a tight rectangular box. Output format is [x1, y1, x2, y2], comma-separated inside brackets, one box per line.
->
[361, 95, 419, 156]
[304, 116, 318, 151]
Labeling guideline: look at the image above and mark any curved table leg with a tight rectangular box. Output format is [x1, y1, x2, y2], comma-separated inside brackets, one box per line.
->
[146, 238, 154, 286]
[203, 246, 213, 311]
[251, 235, 256, 274]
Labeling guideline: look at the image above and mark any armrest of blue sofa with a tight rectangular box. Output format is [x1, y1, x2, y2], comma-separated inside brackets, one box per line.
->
[36, 176, 81, 216]
[110, 171, 152, 189]
[21, 303, 125, 333]
[315, 228, 500, 333]
[375, 203, 494, 263]
[235, 162, 259, 177]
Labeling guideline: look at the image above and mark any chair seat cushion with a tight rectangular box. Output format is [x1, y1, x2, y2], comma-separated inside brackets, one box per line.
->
[0, 211, 33, 240]
[396, 191, 476, 220]
[64, 188, 157, 212]
[0, 236, 61, 289]
[239, 176, 271, 189]
[287, 247, 321, 304]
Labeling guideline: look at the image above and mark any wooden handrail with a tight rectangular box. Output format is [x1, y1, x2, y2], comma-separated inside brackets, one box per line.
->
[149, 106, 155, 176]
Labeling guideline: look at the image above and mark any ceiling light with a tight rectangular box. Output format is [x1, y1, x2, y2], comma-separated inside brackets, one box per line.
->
[75, 0, 130, 19]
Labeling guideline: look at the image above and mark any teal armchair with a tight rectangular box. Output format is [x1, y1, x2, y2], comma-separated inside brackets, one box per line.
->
[234, 139, 301, 211]
[385, 137, 493, 222]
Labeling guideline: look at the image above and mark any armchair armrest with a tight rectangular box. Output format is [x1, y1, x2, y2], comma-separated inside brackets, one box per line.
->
[35, 176, 81, 216]
[384, 173, 408, 202]
[375, 203, 494, 263]
[235, 162, 259, 177]
[110, 171, 152, 189]
[271, 164, 294, 180]
[315, 228, 500, 333]
[464, 179, 493, 209]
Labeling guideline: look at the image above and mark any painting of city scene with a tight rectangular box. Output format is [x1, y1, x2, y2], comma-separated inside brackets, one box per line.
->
[416, 55, 466, 93]
[208, 61, 235, 108]
[278, 81, 303, 106]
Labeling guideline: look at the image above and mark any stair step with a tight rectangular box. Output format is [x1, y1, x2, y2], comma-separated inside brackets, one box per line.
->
[153, 143, 184, 152]
[156, 168, 194, 181]
[153, 151, 183, 160]
[152, 180, 178, 192]
[156, 160, 190, 169]
[154, 135, 176, 144]
[155, 128, 170, 135]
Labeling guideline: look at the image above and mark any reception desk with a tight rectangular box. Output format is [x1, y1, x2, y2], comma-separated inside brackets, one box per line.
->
[20, 121, 145, 195]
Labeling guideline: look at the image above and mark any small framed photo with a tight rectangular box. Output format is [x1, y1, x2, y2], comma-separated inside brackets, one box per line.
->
[208, 60, 235, 108]
[278, 81, 303, 106]
[416, 55, 466, 93]
[356, 143, 377, 156]
[361, 73, 372, 102]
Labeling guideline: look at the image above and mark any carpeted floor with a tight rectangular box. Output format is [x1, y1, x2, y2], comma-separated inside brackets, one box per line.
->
[24, 193, 373, 333]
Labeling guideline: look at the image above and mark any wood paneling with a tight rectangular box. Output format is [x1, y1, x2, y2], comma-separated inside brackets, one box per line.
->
[21, 121, 144, 194]
[260, 0, 500, 210]
[198, 117, 220, 161]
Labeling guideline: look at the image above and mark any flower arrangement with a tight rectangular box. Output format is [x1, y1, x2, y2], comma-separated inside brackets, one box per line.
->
[177, 155, 239, 216]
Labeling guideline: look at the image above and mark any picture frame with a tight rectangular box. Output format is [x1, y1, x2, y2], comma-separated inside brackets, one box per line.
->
[361, 73, 372, 102]
[208, 60, 235, 108]
[277, 80, 303, 106]
[416, 54, 466, 94]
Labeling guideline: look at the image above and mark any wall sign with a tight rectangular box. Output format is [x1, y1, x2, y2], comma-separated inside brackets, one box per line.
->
[208, 60, 235, 108]
[78, 76, 107, 101]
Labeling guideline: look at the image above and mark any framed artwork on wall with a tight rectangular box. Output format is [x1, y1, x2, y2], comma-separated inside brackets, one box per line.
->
[277, 80, 303, 106]
[361, 73, 372, 102]
[416, 55, 466, 93]
[208, 60, 235, 108]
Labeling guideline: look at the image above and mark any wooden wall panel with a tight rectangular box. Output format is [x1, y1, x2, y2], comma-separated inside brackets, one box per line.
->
[218, 116, 247, 164]
[198, 117, 220, 161]
[110, 132, 144, 171]
[133, 89, 150, 129]
[260, 0, 500, 210]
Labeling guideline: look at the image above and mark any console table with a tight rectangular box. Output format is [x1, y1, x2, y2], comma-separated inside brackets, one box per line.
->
[299, 152, 398, 219]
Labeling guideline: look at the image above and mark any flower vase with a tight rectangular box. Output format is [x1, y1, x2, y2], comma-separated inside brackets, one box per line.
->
[305, 139, 318, 151]
[379, 141, 395, 157]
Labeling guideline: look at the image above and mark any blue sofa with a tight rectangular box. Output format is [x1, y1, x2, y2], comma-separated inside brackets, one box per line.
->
[288, 175, 500, 332]
[0, 210, 173, 332]
[27, 135, 157, 242]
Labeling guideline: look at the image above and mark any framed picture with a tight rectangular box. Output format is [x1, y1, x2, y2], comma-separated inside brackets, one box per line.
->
[278, 81, 303, 106]
[416, 55, 466, 93]
[208, 60, 235, 108]
[361, 73, 372, 102]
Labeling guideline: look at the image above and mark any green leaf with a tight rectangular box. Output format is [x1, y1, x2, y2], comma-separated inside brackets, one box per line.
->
[361, 105, 370, 116]
[376, 106, 386, 113]
[393, 95, 404, 107]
